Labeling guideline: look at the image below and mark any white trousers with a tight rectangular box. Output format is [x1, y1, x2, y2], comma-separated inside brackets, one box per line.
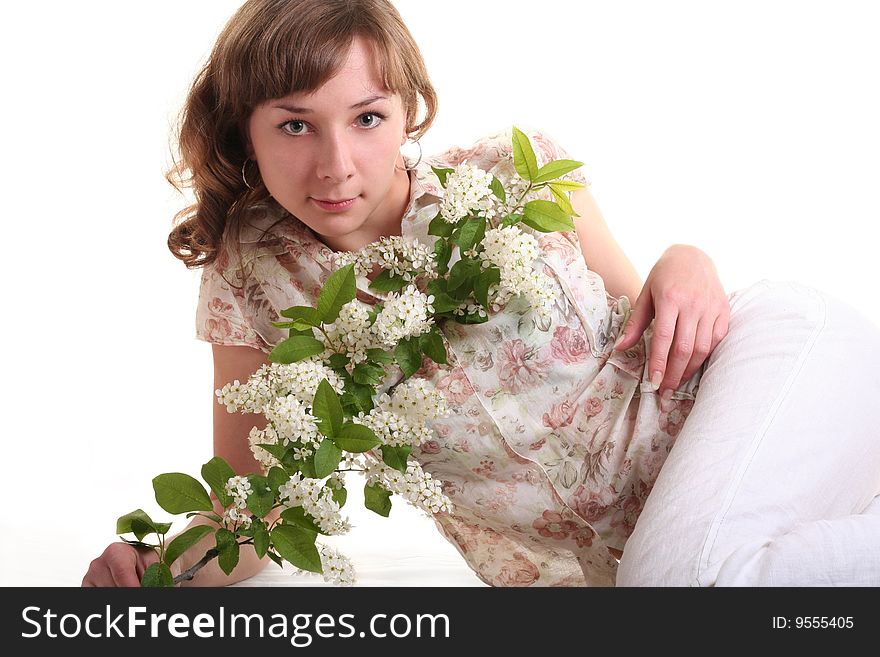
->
[616, 279, 880, 586]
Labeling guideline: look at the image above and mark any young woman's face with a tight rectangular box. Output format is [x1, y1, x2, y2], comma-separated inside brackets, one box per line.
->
[246, 37, 410, 253]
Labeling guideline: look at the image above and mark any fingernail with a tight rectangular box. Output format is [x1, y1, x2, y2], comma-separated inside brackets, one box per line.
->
[613, 333, 626, 350]
[650, 371, 662, 390]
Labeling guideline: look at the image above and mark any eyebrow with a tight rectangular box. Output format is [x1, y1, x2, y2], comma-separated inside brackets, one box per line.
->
[272, 94, 389, 114]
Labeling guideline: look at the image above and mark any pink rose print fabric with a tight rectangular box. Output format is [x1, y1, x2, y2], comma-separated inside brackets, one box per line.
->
[195, 126, 706, 586]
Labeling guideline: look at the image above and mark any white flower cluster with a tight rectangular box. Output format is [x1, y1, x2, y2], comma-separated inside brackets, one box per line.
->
[222, 476, 253, 529]
[263, 394, 322, 451]
[248, 425, 281, 472]
[334, 235, 437, 281]
[278, 473, 351, 535]
[319, 299, 383, 366]
[215, 360, 344, 414]
[316, 543, 356, 586]
[439, 163, 497, 223]
[479, 225, 555, 320]
[380, 377, 451, 426]
[288, 542, 357, 586]
[352, 408, 426, 448]
[373, 285, 435, 348]
[363, 458, 453, 516]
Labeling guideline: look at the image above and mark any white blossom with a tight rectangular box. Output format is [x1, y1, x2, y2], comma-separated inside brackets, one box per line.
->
[440, 163, 497, 223]
[479, 225, 555, 321]
[372, 285, 435, 348]
[319, 299, 384, 365]
[363, 458, 453, 516]
[215, 359, 344, 414]
[278, 473, 351, 535]
[334, 235, 437, 281]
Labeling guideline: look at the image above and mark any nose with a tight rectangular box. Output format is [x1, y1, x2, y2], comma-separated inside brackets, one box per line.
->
[315, 130, 355, 183]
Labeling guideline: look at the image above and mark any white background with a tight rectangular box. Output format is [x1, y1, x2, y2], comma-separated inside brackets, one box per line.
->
[1, 0, 877, 586]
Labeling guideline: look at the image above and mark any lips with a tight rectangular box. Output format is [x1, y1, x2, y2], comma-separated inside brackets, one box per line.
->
[311, 196, 358, 212]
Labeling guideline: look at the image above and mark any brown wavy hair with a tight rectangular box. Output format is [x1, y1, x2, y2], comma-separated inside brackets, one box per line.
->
[166, 0, 438, 282]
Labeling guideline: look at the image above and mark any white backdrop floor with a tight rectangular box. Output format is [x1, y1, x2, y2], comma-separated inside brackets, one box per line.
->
[0, 484, 486, 588]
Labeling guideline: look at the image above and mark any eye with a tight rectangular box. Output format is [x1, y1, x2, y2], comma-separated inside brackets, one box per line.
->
[357, 112, 385, 128]
[280, 119, 309, 136]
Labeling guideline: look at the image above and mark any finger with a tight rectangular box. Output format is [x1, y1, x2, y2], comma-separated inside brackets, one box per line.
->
[680, 315, 715, 383]
[615, 292, 653, 351]
[108, 551, 141, 588]
[659, 310, 699, 394]
[647, 302, 679, 390]
[712, 304, 730, 350]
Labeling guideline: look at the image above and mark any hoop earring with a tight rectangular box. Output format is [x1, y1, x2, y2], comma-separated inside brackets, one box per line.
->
[399, 138, 423, 171]
[241, 159, 256, 190]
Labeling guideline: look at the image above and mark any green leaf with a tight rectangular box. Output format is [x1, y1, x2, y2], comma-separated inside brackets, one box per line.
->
[270, 525, 322, 574]
[215, 528, 240, 576]
[316, 263, 356, 324]
[428, 211, 454, 238]
[267, 551, 284, 569]
[549, 185, 576, 217]
[501, 213, 523, 227]
[201, 456, 236, 508]
[312, 378, 344, 438]
[364, 482, 393, 517]
[394, 337, 422, 378]
[342, 380, 374, 414]
[164, 525, 214, 567]
[433, 238, 452, 275]
[335, 423, 382, 453]
[431, 166, 455, 187]
[381, 444, 412, 474]
[365, 348, 395, 364]
[457, 310, 490, 325]
[246, 474, 275, 519]
[533, 159, 584, 183]
[313, 438, 343, 479]
[547, 179, 585, 192]
[490, 176, 506, 202]
[458, 216, 486, 254]
[298, 454, 317, 479]
[153, 473, 214, 514]
[140, 562, 174, 588]
[511, 126, 539, 182]
[255, 443, 287, 461]
[252, 520, 270, 559]
[352, 361, 385, 386]
[331, 485, 347, 508]
[327, 352, 351, 369]
[279, 305, 322, 326]
[117, 509, 161, 541]
[474, 266, 501, 309]
[522, 199, 575, 232]
[268, 335, 326, 364]
[280, 506, 323, 534]
[267, 466, 290, 495]
[447, 258, 480, 292]
[368, 269, 410, 292]
[430, 291, 459, 314]
[419, 330, 449, 365]
[365, 303, 382, 327]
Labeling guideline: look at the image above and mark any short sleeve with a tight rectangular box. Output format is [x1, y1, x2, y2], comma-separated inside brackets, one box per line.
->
[194, 245, 276, 354]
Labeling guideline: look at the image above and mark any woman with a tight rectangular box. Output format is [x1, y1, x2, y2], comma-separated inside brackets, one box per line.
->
[82, 0, 880, 587]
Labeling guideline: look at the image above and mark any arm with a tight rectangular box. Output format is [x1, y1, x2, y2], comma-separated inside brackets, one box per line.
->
[172, 343, 282, 586]
[570, 186, 644, 302]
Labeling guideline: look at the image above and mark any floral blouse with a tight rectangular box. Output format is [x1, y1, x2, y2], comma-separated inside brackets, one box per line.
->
[195, 126, 705, 586]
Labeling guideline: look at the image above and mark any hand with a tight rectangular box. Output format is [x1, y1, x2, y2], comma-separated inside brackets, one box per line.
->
[82, 542, 161, 587]
[612, 245, 730, 397]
